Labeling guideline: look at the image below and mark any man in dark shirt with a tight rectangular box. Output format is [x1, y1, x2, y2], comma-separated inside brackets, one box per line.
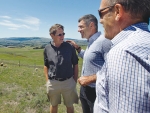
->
[44, 24, 78, 113]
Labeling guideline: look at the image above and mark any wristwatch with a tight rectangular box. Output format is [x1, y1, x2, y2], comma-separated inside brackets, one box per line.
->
[76, 46, 81, 50]
[76, 46, 81, 53]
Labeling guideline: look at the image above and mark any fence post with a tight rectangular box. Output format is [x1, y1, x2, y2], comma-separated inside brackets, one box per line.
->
[18, 60, 20, 67]
[34, 62, 36, 69]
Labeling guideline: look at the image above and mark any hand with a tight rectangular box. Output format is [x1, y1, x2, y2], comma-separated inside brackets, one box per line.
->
[66, 40, 79, 49]
[78, 76, 91, 86]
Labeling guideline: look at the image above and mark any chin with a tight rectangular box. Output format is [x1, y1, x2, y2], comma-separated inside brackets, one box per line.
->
[104, 31, 109, 38]
[81, 35, 87, 39]
[104, 31, 112, 40]
[105, 35, 113, 40]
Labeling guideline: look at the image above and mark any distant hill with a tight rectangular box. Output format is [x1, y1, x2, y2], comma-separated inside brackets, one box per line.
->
[5, 37, 41, 41]
[0, 37, 87, 48]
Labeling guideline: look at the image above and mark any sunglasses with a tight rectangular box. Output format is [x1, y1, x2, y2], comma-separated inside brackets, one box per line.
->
[56, 33, 65, 36]
[98, 5, 115, 18]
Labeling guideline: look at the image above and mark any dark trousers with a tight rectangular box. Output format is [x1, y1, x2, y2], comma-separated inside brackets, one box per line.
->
[80, 85, 96, 113]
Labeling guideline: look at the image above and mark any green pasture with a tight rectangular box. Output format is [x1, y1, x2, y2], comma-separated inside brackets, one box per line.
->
[0, 46, 85, 113]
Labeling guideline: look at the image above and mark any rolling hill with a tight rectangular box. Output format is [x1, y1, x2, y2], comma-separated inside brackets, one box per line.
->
[0, 37, 87, 48]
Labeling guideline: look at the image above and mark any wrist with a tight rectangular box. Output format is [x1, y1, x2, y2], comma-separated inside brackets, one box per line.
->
[76, 46, 81, 53]
[76, 46, 81, 50]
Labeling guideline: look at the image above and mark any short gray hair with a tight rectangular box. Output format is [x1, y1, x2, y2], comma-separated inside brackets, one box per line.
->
[78, 14, 98, 31]
[107, 0, 150, 24]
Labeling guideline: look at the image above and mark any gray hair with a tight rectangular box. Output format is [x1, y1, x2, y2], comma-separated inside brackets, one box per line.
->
[107, 0, 150, 24]
[78, 14, 98, 31]
[49, 24, 64, 35]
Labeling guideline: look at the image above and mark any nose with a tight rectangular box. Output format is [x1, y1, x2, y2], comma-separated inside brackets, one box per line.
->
[78, 28, 81, 32]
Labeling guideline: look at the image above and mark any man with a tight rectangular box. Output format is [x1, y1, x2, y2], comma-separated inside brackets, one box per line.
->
[67, 14, 111, 113]
[44, 24, 78, 113]
[94, 0, 150, 113]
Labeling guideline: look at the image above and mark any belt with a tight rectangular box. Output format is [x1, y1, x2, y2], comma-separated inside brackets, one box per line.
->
[49, 76, 71, 81]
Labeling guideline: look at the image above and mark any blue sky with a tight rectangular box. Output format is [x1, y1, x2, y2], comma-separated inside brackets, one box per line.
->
[0, 0, 149, 39]
[0, 0, 102, 39]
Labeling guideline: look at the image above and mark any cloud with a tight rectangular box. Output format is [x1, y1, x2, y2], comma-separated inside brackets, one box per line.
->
[0, 20, 20, 28]
[8, 28, 18, 30]
[0, 16, 11, 19]
[15, 17, 40, 25]
[0, 15, 40, 30]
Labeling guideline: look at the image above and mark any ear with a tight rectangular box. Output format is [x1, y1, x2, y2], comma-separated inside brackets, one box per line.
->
[50, 33, 54, 39]
[50, 33, 55, 36]
[89, 22, 94, 28]
[114, 4, 124, 21]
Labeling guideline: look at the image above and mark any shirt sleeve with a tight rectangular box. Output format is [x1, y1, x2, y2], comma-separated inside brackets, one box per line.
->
[108, 50, 150, 113]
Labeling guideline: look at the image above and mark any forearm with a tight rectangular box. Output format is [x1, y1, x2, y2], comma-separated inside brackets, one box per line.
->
[78, 74, 97, 86]
[78, 49, 85, 59]
[73, 64, 78, 82]
[88, 74, 97, 83]
[44, 66, 48, 82]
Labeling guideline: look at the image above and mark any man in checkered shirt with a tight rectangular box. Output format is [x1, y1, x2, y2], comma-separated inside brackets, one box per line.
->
[94, 0, 150, 113]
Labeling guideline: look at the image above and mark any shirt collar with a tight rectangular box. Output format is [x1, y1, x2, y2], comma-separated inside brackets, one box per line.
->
[88, 31, 101, 45]
[50, 41, 64, 48]
[111, 22, 149, 48]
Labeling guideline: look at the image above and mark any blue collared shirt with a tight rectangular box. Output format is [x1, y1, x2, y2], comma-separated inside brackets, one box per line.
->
[79, 32, 111, 87]
[94, 23, 150, 113]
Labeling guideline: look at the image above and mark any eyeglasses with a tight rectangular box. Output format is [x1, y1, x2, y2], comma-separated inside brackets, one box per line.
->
[56, 33, 65, 36]
[98, 5, 115, 18]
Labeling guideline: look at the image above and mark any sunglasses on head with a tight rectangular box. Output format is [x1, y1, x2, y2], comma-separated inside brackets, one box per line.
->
[56, 33, 65, 36]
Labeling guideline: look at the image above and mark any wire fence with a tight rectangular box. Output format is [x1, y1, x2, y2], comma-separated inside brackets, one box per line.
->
[0, 59, 43, 69]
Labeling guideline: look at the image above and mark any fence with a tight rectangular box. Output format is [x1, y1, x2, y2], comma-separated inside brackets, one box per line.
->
[0, 59, 43, 69]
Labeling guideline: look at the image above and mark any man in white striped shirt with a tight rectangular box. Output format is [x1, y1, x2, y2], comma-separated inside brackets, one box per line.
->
[94, 0, 150, 113]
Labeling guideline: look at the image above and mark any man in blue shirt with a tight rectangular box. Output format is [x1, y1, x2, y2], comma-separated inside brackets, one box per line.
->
[67, 14, 111, 113]
[94, 0, 150, 113]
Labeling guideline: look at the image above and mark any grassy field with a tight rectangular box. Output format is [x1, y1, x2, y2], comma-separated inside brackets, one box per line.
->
[0, 46, 84, 113]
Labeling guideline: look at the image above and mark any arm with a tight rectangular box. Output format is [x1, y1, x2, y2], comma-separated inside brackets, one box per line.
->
[71, 44, 79, 82]
[66, 40, 81, 51]
[78, 74, 96, 86]
[73, 64, 78, 82]
[44, 66, 48, 82]
[43, 48, 49, 82]
[66, 40, 85, 58]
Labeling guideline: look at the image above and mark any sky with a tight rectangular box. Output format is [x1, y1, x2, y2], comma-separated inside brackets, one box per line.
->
[0, 0, 150, 40]
[0, 0, 102, 39]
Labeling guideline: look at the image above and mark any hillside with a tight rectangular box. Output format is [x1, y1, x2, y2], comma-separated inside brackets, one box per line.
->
[0, 37, 87, 48]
